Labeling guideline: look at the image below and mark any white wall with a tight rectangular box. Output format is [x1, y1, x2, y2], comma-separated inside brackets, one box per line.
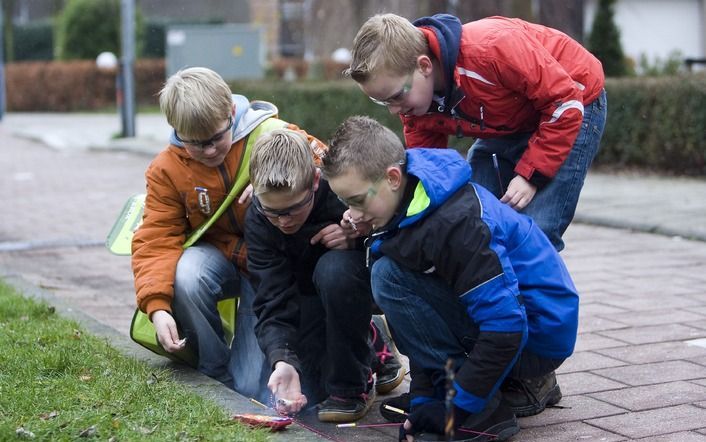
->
[585, 0, 705, 66]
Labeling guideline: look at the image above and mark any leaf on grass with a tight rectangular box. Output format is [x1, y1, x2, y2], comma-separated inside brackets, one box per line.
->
[111, 418, 121, 430]
[20, 315, 29, 321]
[39, 411, 59, 420]
[138, 425, 158, 435]
[146, 372, 159, 385]
[15, 427, 36, 438]
[79, 374, 92, 382]
[78, 425, 97, 437]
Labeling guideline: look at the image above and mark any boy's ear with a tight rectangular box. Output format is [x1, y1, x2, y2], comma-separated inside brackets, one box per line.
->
[312, 168, 322, 192]
[385, 165, 403, 191]
[417, 55, 434, 76]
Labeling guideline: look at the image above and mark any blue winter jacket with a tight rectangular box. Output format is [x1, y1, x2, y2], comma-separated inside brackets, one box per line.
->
[368, 148, 579, 414]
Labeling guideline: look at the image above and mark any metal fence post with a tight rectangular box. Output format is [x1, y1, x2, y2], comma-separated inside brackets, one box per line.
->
[120, 0, 136, 137]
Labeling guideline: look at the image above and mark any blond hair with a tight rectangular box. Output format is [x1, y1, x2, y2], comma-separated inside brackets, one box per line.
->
[322, 116, 405, 182]
[159, 67, 232, 140]
[346, 13, 427, 83]
[250, 129, 317, 196]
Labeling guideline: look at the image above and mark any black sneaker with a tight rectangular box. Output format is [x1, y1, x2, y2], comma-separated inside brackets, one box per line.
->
[371, 315, 405, 394]
[415, 396, 519, 442]
[501, 371, 562, 417]
[379, 392, 410, 423]
[317, 389, 376, 423]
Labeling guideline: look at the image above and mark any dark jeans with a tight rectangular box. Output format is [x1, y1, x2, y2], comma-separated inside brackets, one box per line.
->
[468, 89, 608, 251]
[372, 256, 563, 401]
[296, 249, 374, 402]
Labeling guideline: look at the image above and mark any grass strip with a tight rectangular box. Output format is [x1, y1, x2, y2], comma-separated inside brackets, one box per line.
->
[0, 281, 268, 441]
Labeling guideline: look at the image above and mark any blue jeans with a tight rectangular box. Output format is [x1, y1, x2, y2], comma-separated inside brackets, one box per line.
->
[467, 89, 607, 251]
[371, 257, 562, 400]
[172, 242, 269, 400]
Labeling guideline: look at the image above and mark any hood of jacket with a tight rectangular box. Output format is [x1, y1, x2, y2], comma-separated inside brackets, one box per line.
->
[168, 94, 278, 147]
[399, 148, 471, 228]
[413, 14, 463, 107]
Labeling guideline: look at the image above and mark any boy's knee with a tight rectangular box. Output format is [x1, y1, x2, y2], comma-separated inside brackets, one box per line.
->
[313, 250, 363, 292]
[371, 256, 402, 284]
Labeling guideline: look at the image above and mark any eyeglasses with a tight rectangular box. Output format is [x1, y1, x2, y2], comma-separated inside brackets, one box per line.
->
[369, 72, 415, 106]
[335, 160, 406, 210]
[337, 179, 383, 210]
[175, 116, 233, 149]
[253, 188, 315, 219]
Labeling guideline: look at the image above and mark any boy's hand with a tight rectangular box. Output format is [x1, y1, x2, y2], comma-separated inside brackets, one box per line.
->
[400, 401, 470, 441]
[269, 361, 308, 415]
[340, 209, 373, 236]
[238, 184, 254, 205]
[500, 175, 537, 210]
[151, 310, 187, 353]
[310, 224, 355, 249]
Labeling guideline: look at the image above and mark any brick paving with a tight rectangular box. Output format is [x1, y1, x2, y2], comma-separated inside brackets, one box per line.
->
[2, 115, 706, 441]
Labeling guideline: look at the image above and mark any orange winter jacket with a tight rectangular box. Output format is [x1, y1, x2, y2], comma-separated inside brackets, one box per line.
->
[132, 96, 327, 317]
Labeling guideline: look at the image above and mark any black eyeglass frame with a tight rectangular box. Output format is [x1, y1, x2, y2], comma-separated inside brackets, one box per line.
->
[252, 188, 315, 219]
[175, 116, 233, 149]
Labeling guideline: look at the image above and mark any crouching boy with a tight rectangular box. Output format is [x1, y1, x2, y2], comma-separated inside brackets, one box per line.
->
[322, 116, 579, 441]
[245, 129, 378, 423]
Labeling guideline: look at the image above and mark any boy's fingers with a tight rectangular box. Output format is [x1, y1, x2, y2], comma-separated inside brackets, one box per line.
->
[310, 230, 323, 244]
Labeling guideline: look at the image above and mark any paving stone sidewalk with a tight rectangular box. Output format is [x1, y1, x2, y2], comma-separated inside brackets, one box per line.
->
[2, 115, 706, 441]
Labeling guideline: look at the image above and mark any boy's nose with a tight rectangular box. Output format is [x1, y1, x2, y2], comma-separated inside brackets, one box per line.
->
[348, 207, 365, 221]
[387, 104, 402, 114]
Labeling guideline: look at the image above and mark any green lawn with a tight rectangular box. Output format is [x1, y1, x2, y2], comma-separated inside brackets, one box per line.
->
[0, 281, 267, 441]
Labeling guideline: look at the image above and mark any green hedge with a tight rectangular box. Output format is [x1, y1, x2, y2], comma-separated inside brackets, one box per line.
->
[598, 75, 706, 174]
[230, 80, 405, 141]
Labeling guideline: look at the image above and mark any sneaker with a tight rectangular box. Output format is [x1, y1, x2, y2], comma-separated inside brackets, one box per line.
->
[379, 392, 410, 423]
[371, 315, 405, 394]
[415, 396, 519, 442]
[317, 389, 377, 423]
[501, 371, 562, 417]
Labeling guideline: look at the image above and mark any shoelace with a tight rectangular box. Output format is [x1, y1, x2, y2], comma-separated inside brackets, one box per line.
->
[507, 378, 541, 409]
[370, 322, 393, 364]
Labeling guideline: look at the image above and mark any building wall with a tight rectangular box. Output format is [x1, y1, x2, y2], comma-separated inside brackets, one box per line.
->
[584, 0, 705, 65]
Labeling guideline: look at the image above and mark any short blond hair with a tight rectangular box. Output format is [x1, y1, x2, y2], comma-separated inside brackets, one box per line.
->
[250, 129, 317, 196]
[322, 116, 405, 182]
[159, 67, 232, 140]
[346, 13, 427, 83]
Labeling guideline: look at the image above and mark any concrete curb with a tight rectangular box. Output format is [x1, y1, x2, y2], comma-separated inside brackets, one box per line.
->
[574, 214, 706, 243]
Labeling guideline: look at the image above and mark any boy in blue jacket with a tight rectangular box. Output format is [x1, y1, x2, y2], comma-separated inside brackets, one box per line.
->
[322, 116, 579, 441]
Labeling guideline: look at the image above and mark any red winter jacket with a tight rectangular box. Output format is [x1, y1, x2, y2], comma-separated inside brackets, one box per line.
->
[404, 15, 604, 185]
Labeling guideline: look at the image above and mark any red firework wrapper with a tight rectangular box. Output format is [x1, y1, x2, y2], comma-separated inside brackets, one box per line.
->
[231, 414, 293, 431]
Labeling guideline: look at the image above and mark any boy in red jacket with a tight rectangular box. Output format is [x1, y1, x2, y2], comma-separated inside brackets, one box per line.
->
[348, 13, 606, 252]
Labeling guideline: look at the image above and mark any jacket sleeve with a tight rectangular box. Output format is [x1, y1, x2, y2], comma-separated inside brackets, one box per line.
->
[397, 201, 526, 414]
[131, 160, 188, 317]
[467, 30, 585, 187]
[401, 114, 451, 148]
[244, 206, 303, 372]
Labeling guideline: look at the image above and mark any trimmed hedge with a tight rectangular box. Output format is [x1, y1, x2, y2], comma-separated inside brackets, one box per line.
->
[229, 80, 404, 141]
[6, 59, 165, 111]
[5, 63, 705, 175]
[597, 75, 706, 174]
